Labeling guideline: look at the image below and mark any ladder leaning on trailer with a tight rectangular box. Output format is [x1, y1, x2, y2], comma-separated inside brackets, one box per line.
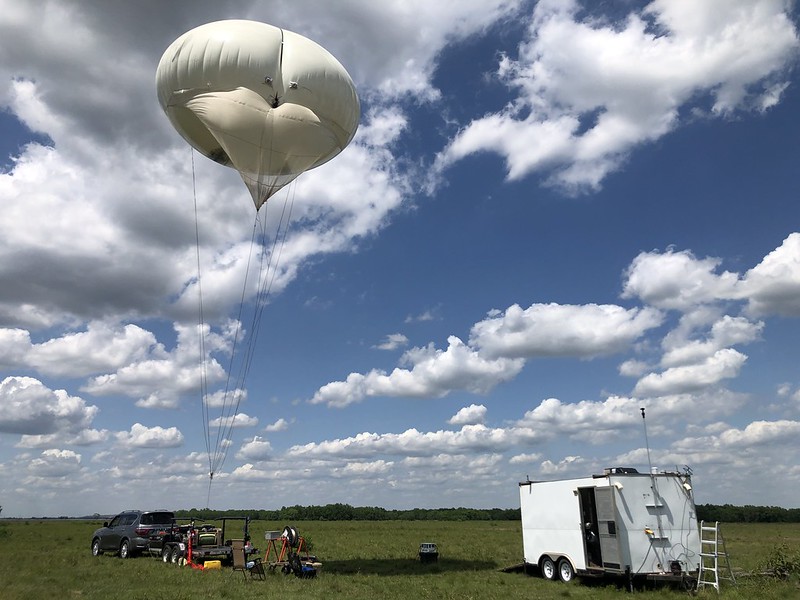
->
[697, 521, 736, 593]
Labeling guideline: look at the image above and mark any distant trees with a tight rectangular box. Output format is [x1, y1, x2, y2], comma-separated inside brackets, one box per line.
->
[173, 504, 520, 522]
[170, 503, 800, 523]
[697, 504, 800, 523]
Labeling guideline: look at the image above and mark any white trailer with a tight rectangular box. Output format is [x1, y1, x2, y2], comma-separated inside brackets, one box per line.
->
[519, 467, 700, 585]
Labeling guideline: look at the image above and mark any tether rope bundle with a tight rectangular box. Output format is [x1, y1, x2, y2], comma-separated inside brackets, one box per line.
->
[190, 148, 296, 508]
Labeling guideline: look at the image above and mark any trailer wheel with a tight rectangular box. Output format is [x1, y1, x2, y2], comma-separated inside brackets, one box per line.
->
[540, 556, 557, 580]
[170, 546, 181, 564]
[162, 545, 172, 563]
[557, 558, 575, 583]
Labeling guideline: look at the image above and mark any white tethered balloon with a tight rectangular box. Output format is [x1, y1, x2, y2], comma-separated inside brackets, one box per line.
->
[156, 20, 360, 208]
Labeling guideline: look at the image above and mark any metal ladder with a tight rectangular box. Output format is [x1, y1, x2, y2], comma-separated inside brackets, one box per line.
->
[697, 521, 736, 592]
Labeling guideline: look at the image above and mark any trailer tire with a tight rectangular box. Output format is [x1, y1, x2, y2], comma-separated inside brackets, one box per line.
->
[540, 556, 557, 580]
[557, 558, 575, 583]
[162, 545, 172, 563]
[170, 547, 181, 564]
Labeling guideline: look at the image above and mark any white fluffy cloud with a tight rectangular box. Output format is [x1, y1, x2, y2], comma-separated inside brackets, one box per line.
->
[27, 448, 82, 477]
[374, 333, 409, 351]
[81, 323, 227, 410]
[741, 233, 800, 316]
[634, 349, 748, 397]
[435, 0, 798, 192]
[288, 423, 543, 460]
[236, 436, 273, 461]
[0, 323, 160, 378]
[310, 336, 524, 408]
[0, 376, 97, 435]
[116, 423, 184, 448]
[209, 413, 258, 429]
[264, 418, 290, 433]
[659, 316, 763, 369]
[448, 404, 487, 426]
[622, 249, 741, 310]
[470, 303, 663, 358]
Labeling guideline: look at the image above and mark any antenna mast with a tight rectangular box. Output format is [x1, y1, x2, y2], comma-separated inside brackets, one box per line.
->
[641, 407, 667, 569]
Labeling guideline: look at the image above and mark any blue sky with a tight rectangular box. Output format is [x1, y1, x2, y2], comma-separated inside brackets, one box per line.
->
[1, 0, 800, 518]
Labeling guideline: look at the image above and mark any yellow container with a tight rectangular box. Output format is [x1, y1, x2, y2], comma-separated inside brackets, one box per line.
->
[203, 560, 222, 570]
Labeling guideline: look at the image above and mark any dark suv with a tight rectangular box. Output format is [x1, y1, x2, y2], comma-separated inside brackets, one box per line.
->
[91, 510, 175, 558]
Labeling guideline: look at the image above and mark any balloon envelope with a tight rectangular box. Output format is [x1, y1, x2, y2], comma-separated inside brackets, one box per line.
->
[156, 20, 360, 208]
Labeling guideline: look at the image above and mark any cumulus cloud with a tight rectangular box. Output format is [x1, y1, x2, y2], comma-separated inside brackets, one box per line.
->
[236, 436, 273, 461]
[434, 0, 798, 192]
[24, 323, 160, 378]
[539, 455, 588, 476]
[659, 316, 763, 368]
[310, 336, 524, 408]
[27, 448, 82, 477]
[448, 404, 487, 426]
[634, 349, 748, 397]
[470, 303, 663, 359]
[81, 323, 227, 409]
[116, 423, 184, 448]
[741, 233, 800, 316]
[335, 459, 395, 477]
[16, 429, 109, 449]
[373, 333, 409, 351]
[288, 423, 542, 460]
[672, 419, 800, 452]
[717, 419, 800, 448]
[517, 396, 641, 441]
[0, 376, 97, 435]
[622, 248, 741, 310]
[209, 413, 258, 428]
[264, 418, 290, 433]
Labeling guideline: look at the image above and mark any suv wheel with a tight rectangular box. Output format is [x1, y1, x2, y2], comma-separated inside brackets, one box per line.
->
[119, 539, 130, 559]
[91, 539, 103, 556]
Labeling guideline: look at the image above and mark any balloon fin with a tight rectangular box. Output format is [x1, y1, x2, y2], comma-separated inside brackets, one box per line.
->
[184, 88, 340, 209]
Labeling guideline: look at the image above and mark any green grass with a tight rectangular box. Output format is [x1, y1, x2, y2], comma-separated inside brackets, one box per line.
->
[0, 519, 797, 599]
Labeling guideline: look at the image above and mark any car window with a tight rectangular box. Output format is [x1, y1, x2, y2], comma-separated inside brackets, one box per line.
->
[142, 512, 174, 525]
[108, 515, 122, 527]
[122, 514, 137, 526]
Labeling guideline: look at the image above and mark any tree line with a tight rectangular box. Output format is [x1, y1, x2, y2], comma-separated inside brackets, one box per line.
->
[696, 503, 800, 523]
[172, 502, 800, 523]
[174, 504, 520, 522]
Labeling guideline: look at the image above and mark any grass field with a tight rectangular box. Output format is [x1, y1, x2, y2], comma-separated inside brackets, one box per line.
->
[0, 519, 797, 599]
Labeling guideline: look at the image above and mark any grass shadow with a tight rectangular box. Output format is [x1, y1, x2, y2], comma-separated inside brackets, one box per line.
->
[324, 558, 496, 576]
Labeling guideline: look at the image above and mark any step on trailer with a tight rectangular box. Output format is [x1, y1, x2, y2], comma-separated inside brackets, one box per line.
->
[518, 467, 700, 587]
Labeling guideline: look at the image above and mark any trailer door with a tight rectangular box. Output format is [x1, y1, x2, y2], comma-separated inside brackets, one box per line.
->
[594, 487, 623, 571]
[577, 487, 602, 569]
